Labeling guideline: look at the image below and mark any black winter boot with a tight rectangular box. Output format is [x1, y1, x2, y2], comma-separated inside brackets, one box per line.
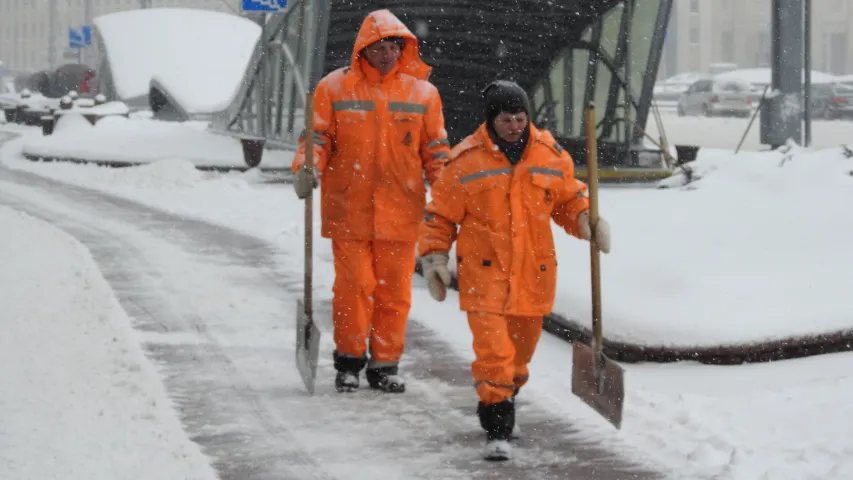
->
[333, 351, 366, 393]
[477, 399, 515, 461]
[365, 365, 406, 393]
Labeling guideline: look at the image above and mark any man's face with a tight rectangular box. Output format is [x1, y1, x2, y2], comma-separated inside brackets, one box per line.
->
[363, 40, 402, 76]
[492, 110, 528, 143]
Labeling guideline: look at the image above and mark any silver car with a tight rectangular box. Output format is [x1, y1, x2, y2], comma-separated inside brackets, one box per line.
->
[677, 78, 756, 117]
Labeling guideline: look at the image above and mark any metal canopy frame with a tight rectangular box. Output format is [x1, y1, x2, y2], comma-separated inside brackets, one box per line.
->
[212, 0, 672, 168]
[531, 0, 674, 166]
[211, 0, 331, 145]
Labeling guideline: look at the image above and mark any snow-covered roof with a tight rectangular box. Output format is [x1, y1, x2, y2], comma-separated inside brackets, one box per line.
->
[715, 68, 837, 86]
[93, 8, 261, 114]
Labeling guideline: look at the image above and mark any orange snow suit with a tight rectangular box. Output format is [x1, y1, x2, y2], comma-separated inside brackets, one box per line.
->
[291, 9, 450, 366]
[419, 123, 590, 404]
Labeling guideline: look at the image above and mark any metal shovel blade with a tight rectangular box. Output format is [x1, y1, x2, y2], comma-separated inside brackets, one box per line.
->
[296, 298, 321, 395]
[571, 341, 625, 429]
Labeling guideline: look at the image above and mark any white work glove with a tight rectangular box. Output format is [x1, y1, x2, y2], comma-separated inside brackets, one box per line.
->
[577, 210, 611, 254]
[293, 166, 318, 200]
[421, 252, 452, 302]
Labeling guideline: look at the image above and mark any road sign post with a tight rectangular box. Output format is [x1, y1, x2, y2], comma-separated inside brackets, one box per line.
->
[240, 0, 288, 12]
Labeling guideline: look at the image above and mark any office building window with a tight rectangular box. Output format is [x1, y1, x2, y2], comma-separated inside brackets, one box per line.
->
[690, 0, 699, 13]
[689, 26, 699, 45]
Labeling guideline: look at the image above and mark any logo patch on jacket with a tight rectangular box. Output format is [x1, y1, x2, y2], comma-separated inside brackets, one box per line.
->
[403, 131, 413, 146]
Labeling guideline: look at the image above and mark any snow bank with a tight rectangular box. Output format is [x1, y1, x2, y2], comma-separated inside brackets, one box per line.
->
[19, 116, 294, 170]
[0, 205, 217, 480]
[548, 145, 853, 347]
[94, 8, 261, 113]
[526, 334, 853, 480]
[56, 100, 130, 116]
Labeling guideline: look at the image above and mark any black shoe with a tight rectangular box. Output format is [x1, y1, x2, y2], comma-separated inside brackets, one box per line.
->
[477, 399, 515, 461]
[484, 439, 511, 461]
[335, 371, 359, 392]
[333, 351, 366, 393]
[365, 366, 406, 393]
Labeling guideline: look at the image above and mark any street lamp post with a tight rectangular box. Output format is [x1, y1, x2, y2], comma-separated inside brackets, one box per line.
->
[83, 0, 93, 65]
[48, 0, 57, 68]
[803, 0, 812, 147]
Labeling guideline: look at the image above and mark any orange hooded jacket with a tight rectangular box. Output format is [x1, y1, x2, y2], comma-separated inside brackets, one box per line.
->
[291, 9, 451, 242]
[419, 124, 591, 316]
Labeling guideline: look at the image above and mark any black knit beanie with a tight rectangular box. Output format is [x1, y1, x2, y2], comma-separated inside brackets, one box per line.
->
[482, 80, 531, 125]
[482, 80, 531, 164]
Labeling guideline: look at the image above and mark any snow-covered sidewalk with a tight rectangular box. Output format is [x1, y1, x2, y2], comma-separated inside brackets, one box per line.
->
[0, 205, 217, 480]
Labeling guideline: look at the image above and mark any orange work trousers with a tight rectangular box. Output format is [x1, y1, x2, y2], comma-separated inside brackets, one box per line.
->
[331, 239, 416, 367]
[467, 311, 544, 405]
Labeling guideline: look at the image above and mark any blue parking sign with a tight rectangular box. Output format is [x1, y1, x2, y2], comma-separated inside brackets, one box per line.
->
[241, 0, 287, 12]
[69, 25, 92, 49]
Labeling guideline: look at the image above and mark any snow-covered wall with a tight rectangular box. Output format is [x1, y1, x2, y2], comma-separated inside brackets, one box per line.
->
[93, 8, 261, 115]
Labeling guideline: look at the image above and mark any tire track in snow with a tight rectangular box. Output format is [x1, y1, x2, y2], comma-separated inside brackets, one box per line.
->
[0, 165, 663, 480]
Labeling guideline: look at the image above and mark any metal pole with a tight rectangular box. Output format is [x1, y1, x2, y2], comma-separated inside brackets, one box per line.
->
[623, 0, 634, 160]
[803, 0, 812, 147]
[83, 0, 92, 65]
[48, 0, 57, 69]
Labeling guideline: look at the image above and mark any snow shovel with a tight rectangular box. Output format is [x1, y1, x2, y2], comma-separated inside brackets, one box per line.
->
[571, 102, 625, 429]
[295, 92, 321, 395]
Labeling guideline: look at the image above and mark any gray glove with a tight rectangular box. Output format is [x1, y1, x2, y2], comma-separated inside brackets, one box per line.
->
[578, 210, 611, 254]
[421, 252, 451, 302]
[293, 166, 318, 200]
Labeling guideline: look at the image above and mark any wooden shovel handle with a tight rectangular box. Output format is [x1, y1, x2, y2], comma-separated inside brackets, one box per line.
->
[303, 93, 314, 318]
[584, 103, 603, 348]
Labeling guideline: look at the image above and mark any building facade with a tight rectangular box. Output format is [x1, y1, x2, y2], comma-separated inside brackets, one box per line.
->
[0, 0, 240, 72]
[659, 0, 853, 78]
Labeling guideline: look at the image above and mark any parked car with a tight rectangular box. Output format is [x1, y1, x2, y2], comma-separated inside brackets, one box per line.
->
[677, 78, 756, 117]
[653, 72, 706, 107]
[809, 83, 853, 120]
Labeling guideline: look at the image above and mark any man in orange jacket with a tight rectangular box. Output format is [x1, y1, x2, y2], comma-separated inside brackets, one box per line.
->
[418, 80, 611, 461]
[290, 9, 450, 394]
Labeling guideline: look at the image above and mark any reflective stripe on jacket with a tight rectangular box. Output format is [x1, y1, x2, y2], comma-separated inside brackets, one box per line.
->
[292, 9, 450, 241]
[419, 123, 590, 315]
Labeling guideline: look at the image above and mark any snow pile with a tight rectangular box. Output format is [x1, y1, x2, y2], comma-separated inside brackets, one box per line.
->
[94, 8, 261, 113]
[54, 158, 209, 190]
[616, 352, 853, 480]
[52, 111, 95, 134]
[0, 205, 217, 480]
[661, 142, 853, 189]
[19, 116, 294, 170]
[57, 100, 130, 116]
[545, 145, 853, 347]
